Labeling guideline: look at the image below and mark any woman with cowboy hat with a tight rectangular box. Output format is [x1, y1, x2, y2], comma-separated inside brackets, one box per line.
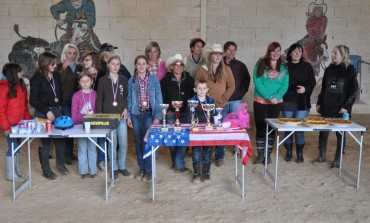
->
[195, 43, 235, 166]
[160, 54, 194, 173]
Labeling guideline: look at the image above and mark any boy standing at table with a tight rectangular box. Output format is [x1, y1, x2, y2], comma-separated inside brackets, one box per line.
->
[187, 79, 215, 183]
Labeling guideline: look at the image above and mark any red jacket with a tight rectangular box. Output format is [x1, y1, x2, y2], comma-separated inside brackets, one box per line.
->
[0, 79, 30, 131]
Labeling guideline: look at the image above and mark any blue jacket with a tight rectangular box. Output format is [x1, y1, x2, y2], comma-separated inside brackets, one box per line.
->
[128, 74, 163, 120]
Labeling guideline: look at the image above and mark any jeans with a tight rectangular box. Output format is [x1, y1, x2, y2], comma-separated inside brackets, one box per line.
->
[108, 119, 128, 171]
[192, 146, 211, 166]
[167, 112, 187, 169]
[97, 138, 105, 163]
[282, 110, 309, 145]
[6, 136, 20, 157]
[228, 99, 243, 114]
[215, 104, 229, 160]
[131, 112, 153, 172]
[77, 137, 97, 175]
[61, 100, 74, 159]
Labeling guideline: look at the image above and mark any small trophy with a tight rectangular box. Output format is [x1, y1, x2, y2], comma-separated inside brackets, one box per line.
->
[188, 100, 199, 131]
[160, 104, 169, 132]
[171, 101, 183, 132]
[215, 107, 223, 130]
[201, 103, 215, 131]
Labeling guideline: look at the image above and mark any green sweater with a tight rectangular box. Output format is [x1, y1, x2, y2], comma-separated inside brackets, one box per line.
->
[253, 59, 289, 101]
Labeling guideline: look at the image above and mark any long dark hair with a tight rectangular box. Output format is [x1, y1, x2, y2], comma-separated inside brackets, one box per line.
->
[257, 42, 284, 77]
[132, 55, 149, 83]
[34, 52, 58, 76]
[2, 63, 26, 98]
[286, 43, 304, 63]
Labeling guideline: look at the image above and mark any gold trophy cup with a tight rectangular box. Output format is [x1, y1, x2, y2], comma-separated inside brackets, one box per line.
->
[171, 101, 183, 132]
[201, 103, 215, 131]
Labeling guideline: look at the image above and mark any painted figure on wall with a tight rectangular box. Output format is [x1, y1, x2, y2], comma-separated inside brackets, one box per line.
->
[306, 0, 328, 40]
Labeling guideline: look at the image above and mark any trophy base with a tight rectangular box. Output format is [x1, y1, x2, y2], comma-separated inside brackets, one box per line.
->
[174, 126, 182, 132]
[191, 127, 199, 132]
[216, 126, 223, 131]
[161, 127, 169, 132]
[205, 125, 214, 131]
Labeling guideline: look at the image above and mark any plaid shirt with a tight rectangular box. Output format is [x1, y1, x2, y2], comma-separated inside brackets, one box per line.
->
[136, 74, 150, 109]
[148, 60, 159, 77]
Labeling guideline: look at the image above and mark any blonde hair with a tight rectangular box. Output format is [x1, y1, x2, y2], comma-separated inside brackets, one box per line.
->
[206, 52, 226, 83]
[61, 43, 80, 63]
[333, 45, 352, 68]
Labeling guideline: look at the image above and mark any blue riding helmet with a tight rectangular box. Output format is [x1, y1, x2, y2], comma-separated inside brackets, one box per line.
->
[54, 116, 74, 130]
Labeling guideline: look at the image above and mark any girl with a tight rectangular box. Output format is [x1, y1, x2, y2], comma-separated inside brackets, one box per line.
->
[145, 41, 167, 81]
[96, 55, 131, 179]
[196, 43, 235, 166]
[127, 55, 162, 181]
[316, 45, 358, 168]
[30, 52, 69, 180]
[71, 71, 98, 178]
[0, 63, 30, 182]
[253, 42, 289, 165]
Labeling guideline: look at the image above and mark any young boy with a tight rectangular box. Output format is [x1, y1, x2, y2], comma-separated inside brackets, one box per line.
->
[187, 79, 215, 183]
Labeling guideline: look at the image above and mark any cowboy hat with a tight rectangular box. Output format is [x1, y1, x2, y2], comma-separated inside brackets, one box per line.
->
[166, 54, 184, 70]
[100, 43, 118, 52]
[202, 44, 224, 62]
[308, 0, 327, 15]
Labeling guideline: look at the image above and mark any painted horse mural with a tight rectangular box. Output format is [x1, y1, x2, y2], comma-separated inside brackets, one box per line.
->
[300, 35, 329, 76]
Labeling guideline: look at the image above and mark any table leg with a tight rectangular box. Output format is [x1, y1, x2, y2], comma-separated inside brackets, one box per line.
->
[104, 139, 108, 202]
[264, 123, 269, 175]
[339, 131, 344, 176]
[152, 146, 156, 201]
[357, 132, 364, 189]
[235, 148, 238, 184]
[274, 133, 279, 190]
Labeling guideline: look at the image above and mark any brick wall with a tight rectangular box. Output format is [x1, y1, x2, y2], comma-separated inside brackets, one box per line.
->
[1, 0, 369, 112]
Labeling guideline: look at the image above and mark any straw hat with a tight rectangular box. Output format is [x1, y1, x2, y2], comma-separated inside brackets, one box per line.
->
[166, 54, 184, 70]
[202, 44, 224, 62]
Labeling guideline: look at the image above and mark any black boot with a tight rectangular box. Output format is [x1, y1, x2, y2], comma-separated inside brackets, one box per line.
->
[313, 132, 328, 163]
[296, 143, 304, 163]
[55, 140, 69, 175]
[254, 150, 264, 164]
[332, 143, 342, 168]
[284, 143, 293, 162]
[201, 164, 211, 181]
[38, 147, 58, 180]
[263, 135, 274, 165]
[192, 164, 201, 183]
[263, 152, 272, 165]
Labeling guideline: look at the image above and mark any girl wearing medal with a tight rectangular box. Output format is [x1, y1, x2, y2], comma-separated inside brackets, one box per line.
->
[30, 52, 69, 180]
[127, 55, 163, 181]
[71, 71, 98, 178]
[96, 55, 131, 178]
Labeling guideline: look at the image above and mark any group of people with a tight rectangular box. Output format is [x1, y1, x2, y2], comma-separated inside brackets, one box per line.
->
[0, 37, 358, 184]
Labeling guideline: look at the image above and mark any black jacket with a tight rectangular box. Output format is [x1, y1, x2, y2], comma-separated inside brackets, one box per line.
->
[283, 61, 316, 110]
[160, 71, 194, 113]
[224, 57, 250, 101]
[317, 63, 358, 117]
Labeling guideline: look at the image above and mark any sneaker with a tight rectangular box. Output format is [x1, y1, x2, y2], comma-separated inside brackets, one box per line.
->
[118, 169, 131, 177]
[174, 167, 192, 174]
[216, 159, 224, 167]
[143, 172, 152, 181]
[134, 170, 145, 180]
[98, 162, 105, 171]
[90, 174, 98, 179]
[81, 174, 89, 179]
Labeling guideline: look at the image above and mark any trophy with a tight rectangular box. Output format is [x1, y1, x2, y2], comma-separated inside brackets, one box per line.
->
[201, 103, 215, 131]
[188, 100, 199, 131]
[160, 104, 169, 132]
[171, 101, 183, 131]
[215, 107, 224, 130]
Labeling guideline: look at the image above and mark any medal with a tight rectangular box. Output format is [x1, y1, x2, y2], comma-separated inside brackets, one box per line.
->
[113, 101, 117, 106]
[54, 97, 59, 102]
[46, 75, 58, 103]
[142, 101, 147, 107]
[111, 77, 119, 108]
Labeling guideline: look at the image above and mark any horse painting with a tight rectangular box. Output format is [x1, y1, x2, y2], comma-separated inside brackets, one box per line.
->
[300, 35, 329, 76]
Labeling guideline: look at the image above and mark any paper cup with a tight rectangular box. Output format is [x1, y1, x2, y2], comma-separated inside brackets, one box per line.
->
[213, 116, 219, 125]
[84, 122, 91, 133]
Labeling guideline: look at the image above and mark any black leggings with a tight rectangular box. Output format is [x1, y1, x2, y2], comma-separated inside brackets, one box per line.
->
[253, 101, 282, 140]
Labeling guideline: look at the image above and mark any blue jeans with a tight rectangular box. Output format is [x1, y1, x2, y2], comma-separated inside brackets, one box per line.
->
[97, 138, 105, 163]
[108, 119, 128, 171]
[215, 104, 229, 160]
[78, 137, 97, 175]
[282, 110, 309, 145]
[6, 136, 20, 156]
[131, 112, 153, 172]
[228, 99, 243, 114]
[167, 112, 187, 169]
[192, 146, 211, 166]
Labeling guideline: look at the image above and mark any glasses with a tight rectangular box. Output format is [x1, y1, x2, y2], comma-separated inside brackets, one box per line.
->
[172, 62, 184, 67]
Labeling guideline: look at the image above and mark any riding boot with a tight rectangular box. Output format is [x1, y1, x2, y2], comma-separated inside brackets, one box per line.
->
[201, 164, 211, 181]
[284, 143, 293, 162]
[6, 156, 24, 182]
[313, 132, 328, 163]
[254, 138, 265, 164]
[15, 153, 26, 179]
[263, 136, 274, 165]
[55, 140, 69, 175]
[38, 147, 58, 180]
[332, 143, 342, 168]
[192, 164, 201, 183]
[296, 143, 304, 163]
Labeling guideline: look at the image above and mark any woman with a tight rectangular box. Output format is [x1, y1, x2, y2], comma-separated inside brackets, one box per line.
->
[0, 63, 30, 182]
[184, 38, 206, 78]
[316, 45, 358, 168]
[30, 52, 69, 180]
[57, 43, 81, 165]
[196, 43, 235, 166]
[145, 41, 167, 81]
[161, 54, 194, 173]
[253, 42, 289, 165]
[100, 42, 131, 80]
[282, 43, 316, 163]
[127, 55, 162, 181]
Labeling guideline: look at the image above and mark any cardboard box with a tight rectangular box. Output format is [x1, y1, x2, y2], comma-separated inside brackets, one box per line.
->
[82, 114, 120, 129]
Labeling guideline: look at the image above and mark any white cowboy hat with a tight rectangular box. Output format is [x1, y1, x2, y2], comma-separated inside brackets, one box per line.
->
[308, 0, 327, 15]
[166, 54, 184, 70]
[202, 44, 224, 62]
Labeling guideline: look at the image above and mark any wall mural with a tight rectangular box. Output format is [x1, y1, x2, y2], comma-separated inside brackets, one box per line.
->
[8, 0, 101, 79]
